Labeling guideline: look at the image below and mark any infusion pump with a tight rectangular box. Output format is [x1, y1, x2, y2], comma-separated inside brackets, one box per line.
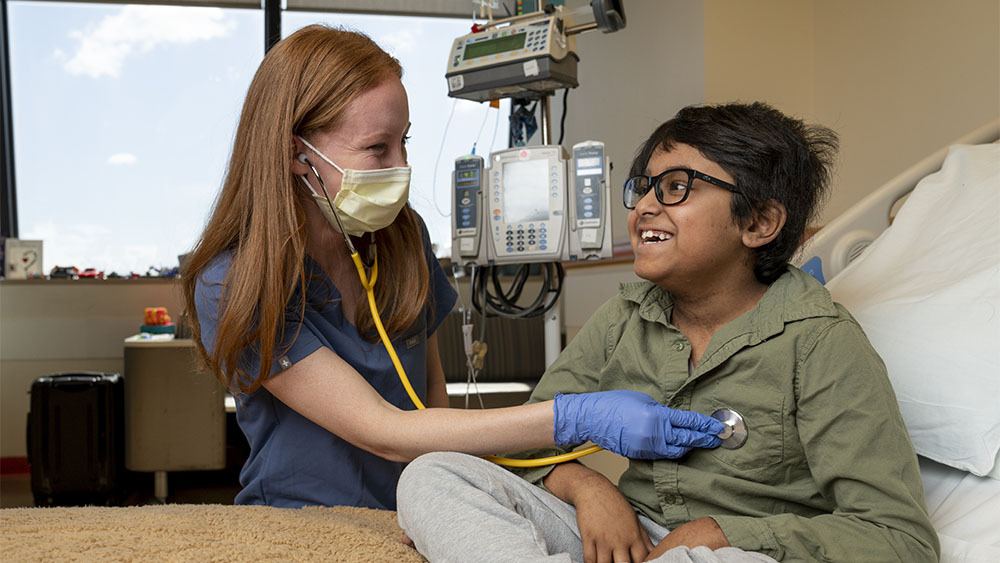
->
[452, 141, 613, 266]
[445, 7, 579, 102]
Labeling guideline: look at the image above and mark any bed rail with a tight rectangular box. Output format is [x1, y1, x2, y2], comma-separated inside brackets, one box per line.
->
[795, 119, 1000, 283]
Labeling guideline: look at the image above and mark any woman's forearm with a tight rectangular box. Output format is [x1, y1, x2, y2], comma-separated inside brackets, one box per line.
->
[367, 400, 555, 462]
[264, 346, 555, 461]
[264, 346, 722, 464]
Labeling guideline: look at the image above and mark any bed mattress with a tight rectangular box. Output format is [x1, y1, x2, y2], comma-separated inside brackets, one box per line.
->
[919, 456, 1000, 562]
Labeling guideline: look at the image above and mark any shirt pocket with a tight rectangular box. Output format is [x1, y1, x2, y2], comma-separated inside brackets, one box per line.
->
[707, 392, 785, 472]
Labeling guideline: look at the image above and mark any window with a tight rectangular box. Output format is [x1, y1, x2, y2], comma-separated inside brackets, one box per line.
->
[8, 2, 263, 275]
[8, 3, 505, 275]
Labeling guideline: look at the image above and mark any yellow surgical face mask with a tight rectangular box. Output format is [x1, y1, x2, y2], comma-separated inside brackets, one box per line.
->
[298, 136, 410, 237]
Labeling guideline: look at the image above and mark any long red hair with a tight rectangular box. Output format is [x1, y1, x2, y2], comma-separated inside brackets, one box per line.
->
[181, 25, 430, 393]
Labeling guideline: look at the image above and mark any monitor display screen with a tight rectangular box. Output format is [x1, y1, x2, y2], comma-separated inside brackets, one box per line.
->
[502, 159, 550, 223]
[455, 169, 478, 189]
[575, 156, 603, 176]
[464, 33, 527, 60]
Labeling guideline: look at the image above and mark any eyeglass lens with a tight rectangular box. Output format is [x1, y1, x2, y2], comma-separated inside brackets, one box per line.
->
[624, 170, 691, 208]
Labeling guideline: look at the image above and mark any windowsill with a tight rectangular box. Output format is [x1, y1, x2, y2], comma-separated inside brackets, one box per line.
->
[0, 277, 179, 285]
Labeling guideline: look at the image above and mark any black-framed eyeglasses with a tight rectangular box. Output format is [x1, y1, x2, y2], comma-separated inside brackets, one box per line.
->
[623, 168, 740, 209]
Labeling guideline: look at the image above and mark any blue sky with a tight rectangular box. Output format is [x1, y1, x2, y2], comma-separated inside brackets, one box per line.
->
[9, 2, 507, 274]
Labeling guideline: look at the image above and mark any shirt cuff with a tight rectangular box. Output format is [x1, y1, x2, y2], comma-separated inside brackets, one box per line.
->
[710, 515, 781, 557]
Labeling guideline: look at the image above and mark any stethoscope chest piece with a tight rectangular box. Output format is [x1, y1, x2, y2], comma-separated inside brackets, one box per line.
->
[711, 408, 748, 450]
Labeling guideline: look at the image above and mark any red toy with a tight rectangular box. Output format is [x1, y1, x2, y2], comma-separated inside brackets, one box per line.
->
[141, 307, 175, 334]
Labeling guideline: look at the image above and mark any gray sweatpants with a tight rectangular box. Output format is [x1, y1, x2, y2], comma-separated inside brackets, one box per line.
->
[397, 452, 779, 563]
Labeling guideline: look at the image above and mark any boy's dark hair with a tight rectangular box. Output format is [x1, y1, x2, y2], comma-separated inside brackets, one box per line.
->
[629, 102, 839, 284]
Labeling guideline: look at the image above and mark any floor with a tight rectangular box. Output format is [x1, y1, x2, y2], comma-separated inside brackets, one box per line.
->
[0, 468, 242, 508]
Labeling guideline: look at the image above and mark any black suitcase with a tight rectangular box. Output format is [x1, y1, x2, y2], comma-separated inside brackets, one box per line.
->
[27, 372, 125, 506]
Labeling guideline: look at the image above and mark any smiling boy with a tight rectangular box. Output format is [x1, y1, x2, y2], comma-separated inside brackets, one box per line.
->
[397, 103, 939, 563]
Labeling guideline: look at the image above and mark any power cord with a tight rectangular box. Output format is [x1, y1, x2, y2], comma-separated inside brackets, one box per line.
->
[472, 262, 564, 319]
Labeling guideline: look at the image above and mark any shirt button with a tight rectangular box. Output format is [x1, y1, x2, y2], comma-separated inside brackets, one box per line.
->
[663, 494, 679, 504]
[673, 342, 685, 351]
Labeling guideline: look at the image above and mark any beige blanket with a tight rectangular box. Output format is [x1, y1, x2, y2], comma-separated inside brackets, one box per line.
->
[0, 504, 426, 562]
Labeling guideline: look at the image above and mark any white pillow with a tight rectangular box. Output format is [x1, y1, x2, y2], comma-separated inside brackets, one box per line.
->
[825, 144, 1000, 477]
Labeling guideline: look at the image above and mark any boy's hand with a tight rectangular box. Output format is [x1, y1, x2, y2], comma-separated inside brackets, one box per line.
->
[644, 518, 730, 561]
[544, 463, 653, 563]
[553, 390, 725, 459]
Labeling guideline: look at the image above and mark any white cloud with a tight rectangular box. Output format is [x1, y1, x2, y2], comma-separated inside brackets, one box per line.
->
[378, 29, 418, 56]
[62, 6, 235, 78]
[107, 153, 136, 165]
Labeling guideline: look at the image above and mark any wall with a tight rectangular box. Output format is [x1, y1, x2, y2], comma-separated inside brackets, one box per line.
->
[0, 280, 184, 457]
[705, 0, 815, 120]
[705, 0, 1000, 225]
[812, 0, 1000, 223]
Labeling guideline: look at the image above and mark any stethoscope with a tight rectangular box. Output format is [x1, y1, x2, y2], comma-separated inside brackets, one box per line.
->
[300, 154, 747, 465]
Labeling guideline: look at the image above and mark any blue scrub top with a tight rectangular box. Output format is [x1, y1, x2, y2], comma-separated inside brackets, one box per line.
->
[195, 219, 457, 509]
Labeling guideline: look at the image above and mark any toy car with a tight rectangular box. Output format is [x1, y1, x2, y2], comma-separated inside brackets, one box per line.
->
[49, 266, 79, 279]
[79, 268, 105, 279]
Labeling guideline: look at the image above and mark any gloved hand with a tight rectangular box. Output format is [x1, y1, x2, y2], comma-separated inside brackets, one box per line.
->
[553, 390, 725, 459]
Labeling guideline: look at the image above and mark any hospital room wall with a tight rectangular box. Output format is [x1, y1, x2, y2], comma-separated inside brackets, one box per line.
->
[704, 0, 1000, 225]
[561, 0, 1000, 338]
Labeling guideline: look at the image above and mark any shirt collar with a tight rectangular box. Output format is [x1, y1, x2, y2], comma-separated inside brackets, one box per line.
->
[617, 266, 839, 341]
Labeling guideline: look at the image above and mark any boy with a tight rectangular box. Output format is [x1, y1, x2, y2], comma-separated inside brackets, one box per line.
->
[397, 103, 939, 562]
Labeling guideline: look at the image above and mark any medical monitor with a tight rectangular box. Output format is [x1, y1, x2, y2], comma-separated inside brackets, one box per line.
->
[487, 145, 568, 264]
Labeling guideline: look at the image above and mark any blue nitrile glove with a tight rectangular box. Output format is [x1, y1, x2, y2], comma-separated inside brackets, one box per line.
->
[553, 390, 726, 459]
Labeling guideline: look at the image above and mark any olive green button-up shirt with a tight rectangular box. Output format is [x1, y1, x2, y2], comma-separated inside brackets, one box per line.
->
[510, 267, 939, 562]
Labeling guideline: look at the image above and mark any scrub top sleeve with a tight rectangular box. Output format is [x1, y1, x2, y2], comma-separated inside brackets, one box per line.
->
[193, 254, 230, 359]
[415, 212, 458, 336]
[270, 312, 324, 375]
[193, 254, 323, 390]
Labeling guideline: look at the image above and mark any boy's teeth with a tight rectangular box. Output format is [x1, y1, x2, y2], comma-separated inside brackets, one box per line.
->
[641, 230, 672, 242]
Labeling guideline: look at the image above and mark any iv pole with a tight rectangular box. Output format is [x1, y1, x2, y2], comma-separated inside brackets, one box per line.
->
[537, 95, 563, 368]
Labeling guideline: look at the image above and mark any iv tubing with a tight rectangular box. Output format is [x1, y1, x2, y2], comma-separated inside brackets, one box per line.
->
[350, 250, 602, 468]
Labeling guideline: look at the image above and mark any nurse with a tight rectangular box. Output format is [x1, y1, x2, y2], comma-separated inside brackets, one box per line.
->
[180, 24, 724, 509]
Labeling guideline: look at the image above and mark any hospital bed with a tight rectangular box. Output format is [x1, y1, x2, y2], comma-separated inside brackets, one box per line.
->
[795, 119, 1000, 563]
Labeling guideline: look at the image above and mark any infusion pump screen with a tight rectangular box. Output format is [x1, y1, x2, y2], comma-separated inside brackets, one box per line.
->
[502, 160, 550, 223]
[463, 33, 526, 60]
